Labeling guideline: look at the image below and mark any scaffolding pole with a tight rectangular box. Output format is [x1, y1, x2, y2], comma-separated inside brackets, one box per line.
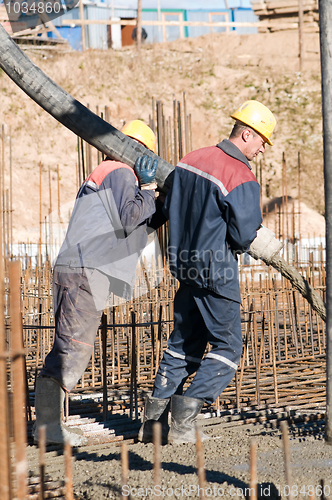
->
[319, 0, 332, 443]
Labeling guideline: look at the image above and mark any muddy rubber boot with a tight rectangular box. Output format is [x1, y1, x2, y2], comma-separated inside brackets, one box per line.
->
[138, 395, 170, 444]
[168, 394, 208, 444]
[33, 377, 88, 447]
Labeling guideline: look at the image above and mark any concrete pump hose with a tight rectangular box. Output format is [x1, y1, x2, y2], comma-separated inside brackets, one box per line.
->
[0, 24, 174, 193]
[269, 254, 326, 322]
[248, 226, 326, 322]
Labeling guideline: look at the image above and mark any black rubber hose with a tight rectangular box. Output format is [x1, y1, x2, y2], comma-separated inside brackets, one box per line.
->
[0, 25, 174, 193]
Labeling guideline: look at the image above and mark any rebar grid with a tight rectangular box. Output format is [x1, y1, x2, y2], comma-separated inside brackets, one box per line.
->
[14, 249, 325, 420]
[0, 94, 325, 418]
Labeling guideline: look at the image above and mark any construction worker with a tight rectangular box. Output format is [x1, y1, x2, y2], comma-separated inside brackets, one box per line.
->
[33, 120, 159, 446]
[139, 100, 277, 444]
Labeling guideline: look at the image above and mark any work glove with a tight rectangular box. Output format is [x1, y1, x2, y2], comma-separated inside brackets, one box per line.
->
[135, 155, 158, 190]
[247, 225, 283, 264]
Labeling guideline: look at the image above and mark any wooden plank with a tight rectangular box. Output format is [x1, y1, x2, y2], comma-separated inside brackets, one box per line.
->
[10, 260, 28, 500]
[265, 0, 317, 8]
[299, 0, 304, 72]
[252, 9, 269, 15]
[79, 0, 86, 51]
[274, 7, 316, 15]
[136, 0, 142, 49]
[268, 22, 318, 32]
[8, 25, 49, 38]
[251, 3, 266, 9]
[63, 18, 299, 30]
[266, 14, 315, 22]
[259, 15, 316, 23]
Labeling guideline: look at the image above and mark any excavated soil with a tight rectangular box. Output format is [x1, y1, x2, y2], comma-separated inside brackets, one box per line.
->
[0, 29, 325, 242]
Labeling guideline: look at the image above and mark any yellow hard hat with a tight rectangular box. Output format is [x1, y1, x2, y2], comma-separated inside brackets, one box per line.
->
[230, 100, 276, 146]
[121, 120, 157, 152]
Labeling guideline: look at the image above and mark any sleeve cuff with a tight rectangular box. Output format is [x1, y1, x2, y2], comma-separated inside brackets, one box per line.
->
[140, 182, 158, 190]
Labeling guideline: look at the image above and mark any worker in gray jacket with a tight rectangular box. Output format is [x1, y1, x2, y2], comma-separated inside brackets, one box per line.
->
[33, 120, 159, 446]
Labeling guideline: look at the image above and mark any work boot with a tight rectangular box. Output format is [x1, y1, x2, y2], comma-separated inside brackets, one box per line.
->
[138, 395, 170, 444]
[168, 394, 208, 444]
[32, 377, 88, 447]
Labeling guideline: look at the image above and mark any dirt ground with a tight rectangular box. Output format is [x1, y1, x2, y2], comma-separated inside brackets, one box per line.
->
[0, 29, 325, 243]
[26, 410, 332, 500]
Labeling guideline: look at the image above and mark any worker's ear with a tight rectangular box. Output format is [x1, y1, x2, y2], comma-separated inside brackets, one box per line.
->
[242, 128, 251, 143]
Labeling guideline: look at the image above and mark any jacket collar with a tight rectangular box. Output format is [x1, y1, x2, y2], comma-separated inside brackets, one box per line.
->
[216, 139, 252, 170]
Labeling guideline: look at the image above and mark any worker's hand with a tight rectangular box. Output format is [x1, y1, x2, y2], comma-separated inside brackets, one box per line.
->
[247, 225, 283, 264]
[135, 155, 158, 190]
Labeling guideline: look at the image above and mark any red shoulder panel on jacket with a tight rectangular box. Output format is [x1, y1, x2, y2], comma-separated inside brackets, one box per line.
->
[179, 146, 258, 194]
[86, 160, 137, 187]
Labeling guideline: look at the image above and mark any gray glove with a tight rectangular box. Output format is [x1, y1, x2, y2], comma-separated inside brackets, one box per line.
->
[248, 225, 283, 264]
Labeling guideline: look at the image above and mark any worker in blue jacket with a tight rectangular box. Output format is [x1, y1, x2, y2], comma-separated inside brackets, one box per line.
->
[33, 120, 159, 446]
[138, 100, 277, 444]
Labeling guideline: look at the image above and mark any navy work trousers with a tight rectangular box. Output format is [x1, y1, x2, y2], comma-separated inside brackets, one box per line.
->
[39, 267, 103, 392]
[152, 283, 242, 404]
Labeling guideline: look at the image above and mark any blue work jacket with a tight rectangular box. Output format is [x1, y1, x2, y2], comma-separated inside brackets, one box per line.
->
[163, 139, 263, 303]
